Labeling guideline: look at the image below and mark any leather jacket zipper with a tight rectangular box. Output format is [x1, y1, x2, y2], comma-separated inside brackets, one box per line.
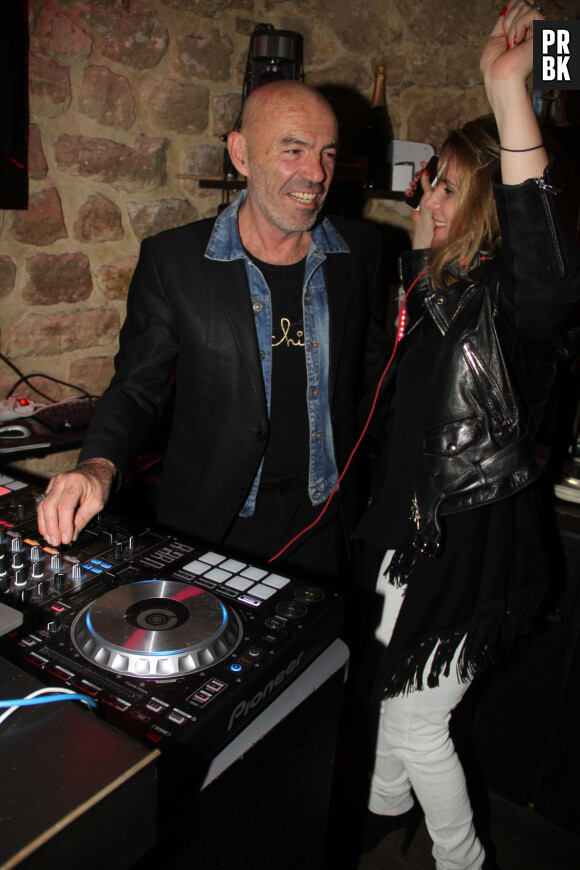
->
[536, 176, 566, 279]
[463, 341, 513, 427]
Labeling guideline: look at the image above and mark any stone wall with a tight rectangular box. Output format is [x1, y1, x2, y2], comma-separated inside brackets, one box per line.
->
[1, 0, 578, 479]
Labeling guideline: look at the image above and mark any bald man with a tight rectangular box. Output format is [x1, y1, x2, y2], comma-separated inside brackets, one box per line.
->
[37, 80, 387, 587]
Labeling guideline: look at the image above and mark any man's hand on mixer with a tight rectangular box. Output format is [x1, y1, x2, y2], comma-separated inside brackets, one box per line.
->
[36, 458, 117, 546]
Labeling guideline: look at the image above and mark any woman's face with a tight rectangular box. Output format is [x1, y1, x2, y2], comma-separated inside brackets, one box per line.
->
[422, 159, 458, 248]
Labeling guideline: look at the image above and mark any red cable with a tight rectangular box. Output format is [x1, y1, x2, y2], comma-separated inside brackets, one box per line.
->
[267, 265, 430, 564]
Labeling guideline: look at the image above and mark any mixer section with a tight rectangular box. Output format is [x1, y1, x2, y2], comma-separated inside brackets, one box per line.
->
[0, 473, 344, 770]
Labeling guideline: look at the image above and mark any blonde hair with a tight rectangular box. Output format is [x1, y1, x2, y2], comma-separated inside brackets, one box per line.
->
[430, 115, 502, 290]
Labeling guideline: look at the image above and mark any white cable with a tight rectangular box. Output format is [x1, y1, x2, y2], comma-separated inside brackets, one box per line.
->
[0, 686, 96, 726]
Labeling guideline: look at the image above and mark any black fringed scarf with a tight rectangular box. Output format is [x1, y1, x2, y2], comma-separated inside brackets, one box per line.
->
[356, 484, 550, 703]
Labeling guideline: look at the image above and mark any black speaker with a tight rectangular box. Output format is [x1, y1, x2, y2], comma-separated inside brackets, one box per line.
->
[0, 0, 28, 210]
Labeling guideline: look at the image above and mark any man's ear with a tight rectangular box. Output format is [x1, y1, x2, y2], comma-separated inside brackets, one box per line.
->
[227, 131, 249, 178]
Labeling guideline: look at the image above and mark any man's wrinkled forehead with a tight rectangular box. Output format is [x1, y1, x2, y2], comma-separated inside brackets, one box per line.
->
[241, 80, 337, 136]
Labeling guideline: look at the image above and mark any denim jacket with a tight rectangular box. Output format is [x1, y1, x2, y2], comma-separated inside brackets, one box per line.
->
[205, 191, 349, 515]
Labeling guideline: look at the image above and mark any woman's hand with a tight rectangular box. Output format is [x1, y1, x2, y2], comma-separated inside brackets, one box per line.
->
[480, 0, 542, 87]
[480, 0, 548, 184]
[405, 165, 436, 249]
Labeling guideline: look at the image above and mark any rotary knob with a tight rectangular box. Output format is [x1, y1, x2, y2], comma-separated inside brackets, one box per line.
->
[71, 563, 85, 584]
[11, 551, 24, 571]
[10, 536, 24, 554]
[50, 554, 64, 572]
[31, 561, 44, 580]
[13, 568, 26, 587]
[53, 571, 65, 590]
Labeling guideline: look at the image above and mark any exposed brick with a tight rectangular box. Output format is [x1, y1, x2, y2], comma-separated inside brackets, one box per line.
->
[29, 125, 49, 181]
[54, 134, 168, 191]
[7, 309, 120, 358]
[97, 256, 138, 301]
[79, 66, 135, 129]
[181, 145, 224, 179]
[74, 194, 124, 243]
[0, 257, 17, 301]
[29, 53, 72, 117]
[69, 356, 115, 396]
[160, 0, 252, 17]
[127, 198, 198, 241]
[23, 253, 93, 305]
[139, 78, 209, 134]
[212, 93, 242, 137]
[59, 0, 168, 69]
[173, 28, 232, 82]
[40, 11, 93, 58]
[11, 188, 67, 247]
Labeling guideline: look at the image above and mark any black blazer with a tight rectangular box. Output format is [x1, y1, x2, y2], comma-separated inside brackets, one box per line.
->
[80, 213, 388, 543]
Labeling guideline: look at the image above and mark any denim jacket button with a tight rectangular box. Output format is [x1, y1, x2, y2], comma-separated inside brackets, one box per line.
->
[436, 296, 445, 305]
[253, 301, 264, 312]
[259, 350, 266, 361]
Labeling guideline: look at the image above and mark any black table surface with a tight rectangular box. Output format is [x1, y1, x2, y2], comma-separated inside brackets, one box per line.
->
[0, 657, 159, 870]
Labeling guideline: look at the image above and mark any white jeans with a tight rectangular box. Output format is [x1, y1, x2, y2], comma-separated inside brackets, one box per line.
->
[369, 551, 485, 870]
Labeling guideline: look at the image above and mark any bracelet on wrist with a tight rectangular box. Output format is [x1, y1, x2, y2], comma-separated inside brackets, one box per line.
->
[499, 144, 544, 152]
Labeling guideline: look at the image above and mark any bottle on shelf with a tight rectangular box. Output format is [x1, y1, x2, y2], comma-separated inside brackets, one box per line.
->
[366, 64, 393, 191]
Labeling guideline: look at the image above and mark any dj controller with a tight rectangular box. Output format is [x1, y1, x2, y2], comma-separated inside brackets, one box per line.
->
[0, 472, 344, 772]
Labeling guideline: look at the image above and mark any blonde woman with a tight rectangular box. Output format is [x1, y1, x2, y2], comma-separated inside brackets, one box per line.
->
[355, 3, 580, 868]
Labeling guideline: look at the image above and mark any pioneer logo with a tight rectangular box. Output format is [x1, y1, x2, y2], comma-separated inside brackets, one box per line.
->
[227, 651, 304, 731]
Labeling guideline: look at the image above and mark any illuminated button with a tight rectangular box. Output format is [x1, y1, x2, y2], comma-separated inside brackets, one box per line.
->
[237, 595, 261, 607]
[180, 559, 211, 576]
[230, 662, 242, 673]
[245, 584, 276, 601]
[49, 665, 74, 681]
[219, 587, 238, 597]
[76, 680, 101, 697]
[25, 651, 48, 667]
[265, 617, 286, 631]
[276, 601, 307, 619]
[104, 697, 131, 712]
[241, 566, 267, 581]
[21, 635, 41, 647]
[168, 709, 191, 724]
[205, 679, 226, 693]
[294, 587, 325, 604]
[199, 552, 225, 566]
[262, 573, 291, 589]
[204, 568, 231, 584]
[146, 698, 168, 714]
[221, 559, 247, 573]
[225, 577, 253, 592]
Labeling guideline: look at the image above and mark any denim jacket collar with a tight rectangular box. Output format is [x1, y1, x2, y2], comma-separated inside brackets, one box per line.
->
[205, 190, 349, 263]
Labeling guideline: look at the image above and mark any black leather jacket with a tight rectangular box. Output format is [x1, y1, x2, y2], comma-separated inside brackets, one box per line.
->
[399, 164, 579, 555]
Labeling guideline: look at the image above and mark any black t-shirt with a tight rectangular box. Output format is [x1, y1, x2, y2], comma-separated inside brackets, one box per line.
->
[249, 255, 310, 484]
